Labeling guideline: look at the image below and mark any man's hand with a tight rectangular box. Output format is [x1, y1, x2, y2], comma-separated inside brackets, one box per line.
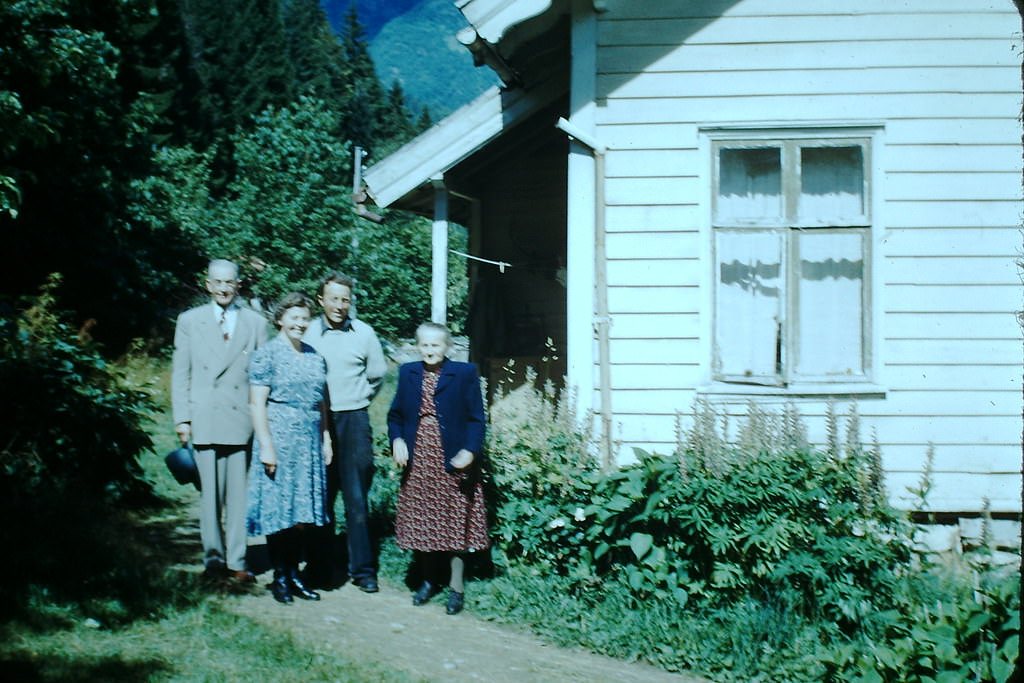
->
[392, 438, 409, 468]
[450, 449, 474, 470]
[175, 422, 191, 445]
[323, 434, 333, 466]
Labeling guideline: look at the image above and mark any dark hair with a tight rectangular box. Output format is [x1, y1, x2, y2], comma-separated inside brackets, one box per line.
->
[318, 271, 355, 297]
[273, 292, 313, 326]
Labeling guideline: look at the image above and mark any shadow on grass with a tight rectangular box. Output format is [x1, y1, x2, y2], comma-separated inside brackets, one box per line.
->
[0, 652, 170, 682]
[0, 491, 208, 629]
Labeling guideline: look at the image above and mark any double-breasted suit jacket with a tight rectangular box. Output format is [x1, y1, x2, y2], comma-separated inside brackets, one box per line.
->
[171, 304, 267, 446]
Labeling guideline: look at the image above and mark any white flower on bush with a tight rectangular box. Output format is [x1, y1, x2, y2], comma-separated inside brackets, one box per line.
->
[547, 518, 567, 530]
[573, 507, 586, 522]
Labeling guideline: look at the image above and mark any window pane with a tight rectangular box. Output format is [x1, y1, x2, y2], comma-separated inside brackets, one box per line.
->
[715, 230, 784, 382]
[794, 231, 865, 378]
[799, 146, 864, 221]
[717, 147, 782, 221]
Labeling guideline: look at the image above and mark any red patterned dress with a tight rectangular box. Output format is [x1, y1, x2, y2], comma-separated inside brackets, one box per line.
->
[395, 369, 490, 551]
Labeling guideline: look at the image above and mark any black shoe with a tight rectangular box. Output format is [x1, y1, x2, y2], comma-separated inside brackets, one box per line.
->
[352, 576, 379, 593]
[288, 571, 321, 601]
[270, 572, 293, 604]
[412, 580, 440, 606]
[446, 590, 464, 615]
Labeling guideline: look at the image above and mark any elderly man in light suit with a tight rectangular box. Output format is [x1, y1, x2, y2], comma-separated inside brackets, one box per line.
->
[172, 259, 267, 582]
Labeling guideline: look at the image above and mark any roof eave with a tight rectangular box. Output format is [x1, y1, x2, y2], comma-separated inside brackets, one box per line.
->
[454, 0, 555, 44]
[363, 74, 563, 210]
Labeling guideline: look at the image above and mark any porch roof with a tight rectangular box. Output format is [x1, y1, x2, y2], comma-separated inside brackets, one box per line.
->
[362, 71, 564, 217]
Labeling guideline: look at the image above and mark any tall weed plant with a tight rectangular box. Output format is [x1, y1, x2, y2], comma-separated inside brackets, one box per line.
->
[485, 368, 600, 570]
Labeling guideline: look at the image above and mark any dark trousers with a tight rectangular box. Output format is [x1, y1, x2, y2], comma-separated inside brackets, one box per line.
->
[327, 408, 376, 580]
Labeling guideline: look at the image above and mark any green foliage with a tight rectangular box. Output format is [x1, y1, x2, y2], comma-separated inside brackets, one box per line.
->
[0, 275, 170, 617]
[0, 274, 154, 505]
[472, 387, 1021, 681]
[485, 370, 600, 569]
[0, 0, 200, 347]
[2, 0, 428, 349]
[487, 396, 912, 629]
[174, 0, 295, 149]
[132, 95, 440, 337]
[822, 570, 1020, 683]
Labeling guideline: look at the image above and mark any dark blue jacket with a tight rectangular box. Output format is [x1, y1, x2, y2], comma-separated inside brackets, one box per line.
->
[387, 359, 486, 472]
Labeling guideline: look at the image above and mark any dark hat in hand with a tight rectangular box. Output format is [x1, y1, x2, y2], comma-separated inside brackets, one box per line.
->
[165, 444, 201, 490]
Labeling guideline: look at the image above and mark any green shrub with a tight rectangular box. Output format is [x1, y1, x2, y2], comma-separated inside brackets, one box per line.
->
[0, 275, 158, 611]
[822, 568, 1020, 683]
[493, 399, 913, 630]
[474, 385, 1022, 680]
[0, 274, 154, 506]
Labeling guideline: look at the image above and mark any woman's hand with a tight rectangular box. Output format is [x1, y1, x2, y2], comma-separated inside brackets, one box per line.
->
[392, 438, 409, 468]
[323, 432, 333, 466]
[450, 449, 475, 470]
[260, 445, 278, 477]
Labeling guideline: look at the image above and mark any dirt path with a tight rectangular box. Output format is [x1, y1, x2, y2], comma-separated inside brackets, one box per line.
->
[225, 578, 709, 683]
[167, 486, 706, 682]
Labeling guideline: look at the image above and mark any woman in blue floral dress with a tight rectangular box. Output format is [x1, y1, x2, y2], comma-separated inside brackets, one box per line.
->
[247, 292, 332, 604]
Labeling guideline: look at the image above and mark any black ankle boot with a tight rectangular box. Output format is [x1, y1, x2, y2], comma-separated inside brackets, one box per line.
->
[288, 569, 320, 601]
[446, 590, 464, 615]
[412, 580, 440, 606]
[270, 570, 293, 604]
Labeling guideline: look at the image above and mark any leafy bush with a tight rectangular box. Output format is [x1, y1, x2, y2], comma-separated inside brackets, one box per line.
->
[487, 397, 912, 629]
[474, 384, 1020, 681]
[132, 95, 466, 339]
[0, 275, 174, 616]
[0, 275, 154, 506]
[822, 569, 1020, 682]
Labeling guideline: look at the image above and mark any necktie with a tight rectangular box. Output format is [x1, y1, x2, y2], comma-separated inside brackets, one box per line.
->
[219, 309, 229, 341]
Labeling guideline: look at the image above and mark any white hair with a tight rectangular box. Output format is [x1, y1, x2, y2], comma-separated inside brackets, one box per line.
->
[207, 259, 239, 280]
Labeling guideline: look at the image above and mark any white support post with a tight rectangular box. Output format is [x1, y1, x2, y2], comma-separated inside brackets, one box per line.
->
[430, 175, 449, 325]
[567, 0, 600, 450]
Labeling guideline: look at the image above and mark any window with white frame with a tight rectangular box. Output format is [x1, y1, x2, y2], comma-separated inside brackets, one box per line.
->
[710, 133, 872, 386]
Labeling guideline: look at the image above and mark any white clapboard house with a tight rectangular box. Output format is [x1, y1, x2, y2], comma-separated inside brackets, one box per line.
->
[363, 0, 1023, 529]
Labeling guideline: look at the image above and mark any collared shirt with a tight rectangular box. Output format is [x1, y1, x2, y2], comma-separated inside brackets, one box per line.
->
[304, 315, 387, 411]
[211, 300, 239, 339]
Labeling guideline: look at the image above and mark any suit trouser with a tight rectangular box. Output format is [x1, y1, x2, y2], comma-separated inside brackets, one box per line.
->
[195, 445, 249, 571]
[328, 409, 376, 580]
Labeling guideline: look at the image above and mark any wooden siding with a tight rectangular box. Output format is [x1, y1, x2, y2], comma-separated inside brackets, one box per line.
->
[592, 0, 1022, 512]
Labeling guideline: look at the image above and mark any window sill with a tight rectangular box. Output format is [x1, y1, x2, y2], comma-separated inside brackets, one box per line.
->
[696, 382, 887, 399]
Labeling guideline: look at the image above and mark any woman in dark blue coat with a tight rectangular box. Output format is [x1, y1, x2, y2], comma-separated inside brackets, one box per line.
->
[387, 322, 489, 615]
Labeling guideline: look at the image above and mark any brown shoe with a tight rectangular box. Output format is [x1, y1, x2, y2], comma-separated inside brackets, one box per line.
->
[231, 569, 256, 584]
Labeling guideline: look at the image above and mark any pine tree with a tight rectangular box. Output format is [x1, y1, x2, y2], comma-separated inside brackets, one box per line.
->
[177, 0, 295, 145]
[375, 80, 416, 151]
[337, 6, 386, 154]
[283, 0, 342, 104]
